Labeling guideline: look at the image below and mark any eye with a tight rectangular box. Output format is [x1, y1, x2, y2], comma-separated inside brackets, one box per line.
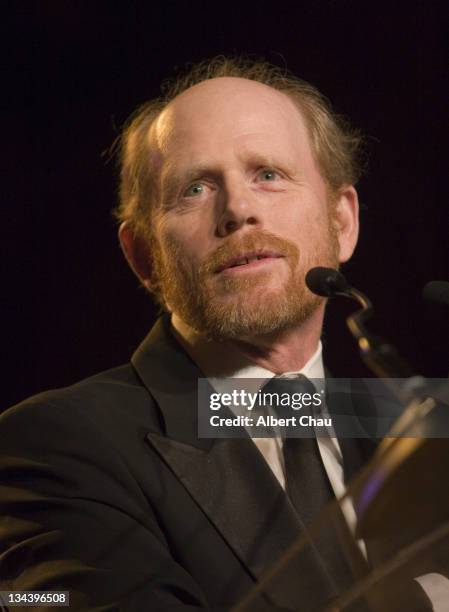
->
[183, 182, 205, 197]
[258, 169, 279, 182]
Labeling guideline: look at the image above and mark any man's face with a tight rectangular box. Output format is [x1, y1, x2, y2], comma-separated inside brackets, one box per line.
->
[147, 77, 341, 340]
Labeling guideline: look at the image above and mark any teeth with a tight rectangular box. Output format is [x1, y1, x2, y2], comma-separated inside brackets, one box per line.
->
[230, 255, 267, 268]
[234, 258, 248, 267]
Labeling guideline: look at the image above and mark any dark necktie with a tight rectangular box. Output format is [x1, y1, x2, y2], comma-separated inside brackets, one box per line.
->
[262, 375, 365, 594]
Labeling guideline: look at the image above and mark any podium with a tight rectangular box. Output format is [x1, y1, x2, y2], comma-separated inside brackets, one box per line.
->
[233, 382, 449, 611]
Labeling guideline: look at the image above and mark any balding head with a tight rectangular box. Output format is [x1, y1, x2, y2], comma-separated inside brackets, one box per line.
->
[148, 77, 322, 218]
[152, 76, 309, 156]
[115, 57, 363, 247]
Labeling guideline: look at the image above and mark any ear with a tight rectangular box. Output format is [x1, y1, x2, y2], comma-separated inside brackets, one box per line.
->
[333, 185, 359, 263]
[118, 222, 153, 288]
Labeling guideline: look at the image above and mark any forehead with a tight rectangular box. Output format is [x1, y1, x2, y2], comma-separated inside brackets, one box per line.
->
[148, 77, 312, 161]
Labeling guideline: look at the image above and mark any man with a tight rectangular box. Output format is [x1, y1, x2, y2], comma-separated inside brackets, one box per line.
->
[0, 58, 430, 611]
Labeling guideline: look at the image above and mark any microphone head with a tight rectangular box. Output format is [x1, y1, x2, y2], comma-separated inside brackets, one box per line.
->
[305, 267, 350, 297]
[423, 281, 449, 306]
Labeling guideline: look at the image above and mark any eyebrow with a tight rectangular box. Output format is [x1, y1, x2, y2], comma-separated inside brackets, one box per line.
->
[161, 152, 297, 201]
[169, 163, 217, 185]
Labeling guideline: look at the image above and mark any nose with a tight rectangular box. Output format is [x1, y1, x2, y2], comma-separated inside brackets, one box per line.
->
[216, 178, 261, 237]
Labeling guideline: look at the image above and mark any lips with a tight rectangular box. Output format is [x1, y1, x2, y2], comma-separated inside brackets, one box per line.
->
[215, 251, 283, 273]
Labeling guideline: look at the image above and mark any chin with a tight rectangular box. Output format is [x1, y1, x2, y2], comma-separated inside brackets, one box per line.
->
[196, 288, 322, 341]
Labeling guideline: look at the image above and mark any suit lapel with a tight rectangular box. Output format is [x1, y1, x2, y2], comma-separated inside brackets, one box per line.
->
[132, 316, 338, 608]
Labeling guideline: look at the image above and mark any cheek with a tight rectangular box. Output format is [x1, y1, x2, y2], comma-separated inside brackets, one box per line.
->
[275, 209, 325, 248]
[157, 210, 216, 266]
[271, 190, 328, 229]
[287, 216, 334, 264]
[156, 224, 203, 273]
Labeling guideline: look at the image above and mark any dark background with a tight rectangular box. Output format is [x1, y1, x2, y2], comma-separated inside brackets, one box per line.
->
[4, 1, 448, 409]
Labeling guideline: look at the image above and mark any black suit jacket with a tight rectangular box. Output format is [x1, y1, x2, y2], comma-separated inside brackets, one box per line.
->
[0, 317, 392, 611]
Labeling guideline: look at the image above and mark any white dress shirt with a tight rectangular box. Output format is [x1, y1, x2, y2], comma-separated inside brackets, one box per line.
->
[171, 314, 360, 539]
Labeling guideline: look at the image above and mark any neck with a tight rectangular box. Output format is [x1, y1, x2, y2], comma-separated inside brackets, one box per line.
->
[171, 305, 325, 375]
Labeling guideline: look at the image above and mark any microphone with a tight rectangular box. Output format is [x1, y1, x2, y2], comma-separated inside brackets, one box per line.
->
[305, 267, 350, 297]
[306, 266, 417, 383]
[423, 281, 449, 306]
[305, 266, 371, 311]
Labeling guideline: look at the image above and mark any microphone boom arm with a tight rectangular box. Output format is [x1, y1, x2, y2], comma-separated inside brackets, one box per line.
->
[342, 287, 416, 380]
[305, 267, 425, 404]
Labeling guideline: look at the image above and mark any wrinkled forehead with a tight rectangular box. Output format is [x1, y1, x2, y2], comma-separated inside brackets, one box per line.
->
[147, 77, 311, 156]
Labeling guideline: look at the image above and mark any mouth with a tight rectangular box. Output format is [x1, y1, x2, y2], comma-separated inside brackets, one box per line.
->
[215, 251, 284, 274]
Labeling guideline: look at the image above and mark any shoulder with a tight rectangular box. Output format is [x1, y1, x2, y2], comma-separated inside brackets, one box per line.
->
[1, 363, 163, 452]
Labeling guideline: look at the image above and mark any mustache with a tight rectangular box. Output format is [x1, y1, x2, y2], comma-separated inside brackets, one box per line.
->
[200, 230, 300, 275]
